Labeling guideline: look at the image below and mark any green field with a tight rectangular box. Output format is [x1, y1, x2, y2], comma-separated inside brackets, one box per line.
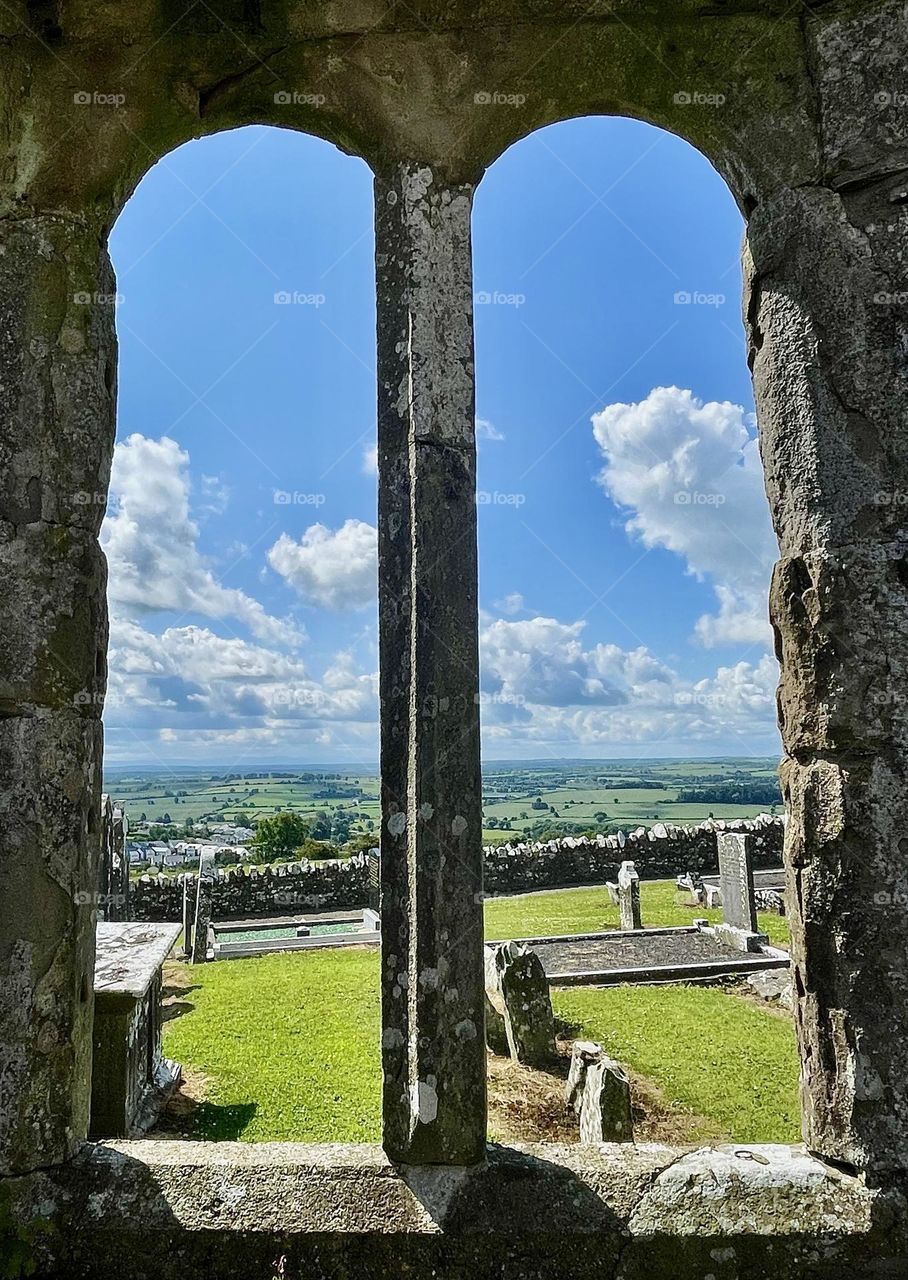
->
[109, 756, 782, 850]
[484, 880, 789, 947]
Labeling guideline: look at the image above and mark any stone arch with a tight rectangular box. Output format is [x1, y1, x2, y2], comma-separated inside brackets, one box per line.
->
[3, 6, 908, 1256]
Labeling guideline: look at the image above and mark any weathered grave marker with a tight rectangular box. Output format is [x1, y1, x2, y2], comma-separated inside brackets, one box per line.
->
[484, 941, 555, 1066]
[181, 877, 194, 959]
[715, 833, 767, 952]
[618, 860, 642, 931]
[191, 852, 215, 964]
[566, 1040, 633, 1143]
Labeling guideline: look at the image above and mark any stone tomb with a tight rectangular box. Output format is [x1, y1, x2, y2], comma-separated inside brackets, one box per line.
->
[90, 923, 182, 1139]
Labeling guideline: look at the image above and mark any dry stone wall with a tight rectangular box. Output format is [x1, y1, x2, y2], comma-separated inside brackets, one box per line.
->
[129, 817, 783, 922]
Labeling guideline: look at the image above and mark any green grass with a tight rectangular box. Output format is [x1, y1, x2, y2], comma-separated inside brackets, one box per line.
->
[163, 935, 798, 1146]
[484, 880, 790, 947]
[552, 985, 801, 1143]
[163, 948, 381, 1142]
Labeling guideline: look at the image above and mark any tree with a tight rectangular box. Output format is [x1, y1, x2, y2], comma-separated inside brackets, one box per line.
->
[252, 811, 311, 860]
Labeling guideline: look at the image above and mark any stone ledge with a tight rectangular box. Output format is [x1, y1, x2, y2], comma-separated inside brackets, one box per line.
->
[3, 1141, 906, 1278]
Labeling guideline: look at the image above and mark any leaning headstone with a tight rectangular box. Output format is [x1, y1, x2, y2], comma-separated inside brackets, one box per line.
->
[484, 941, 555, 1066]
[191, 852, 215, 964]
[566, 1040, 634, 1143]
[715, 832, 767, 952]
[618, 860, 642, 930]
[181, 877, 194, 959]
[676, 870, 704, 905]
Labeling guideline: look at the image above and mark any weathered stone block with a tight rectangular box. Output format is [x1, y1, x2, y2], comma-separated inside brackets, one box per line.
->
[782, 753, 908, 1172]
[0, 215, 116, 536]
[0, 522, 108, 716]
[772, 545, 908, 756]
[566, 1040, 634, 1143]
[0, 711, 102, 1175]
[485, 941, 555, 1067]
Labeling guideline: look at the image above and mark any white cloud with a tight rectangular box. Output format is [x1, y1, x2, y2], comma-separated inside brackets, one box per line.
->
[479, 612, 777, 749]
[106, 618, 378, 735]
[102, 434, 302, 647]
[477, 417, 505, 442]
[267, 519, 377, 611]
[494, 591, 525, 616]
[362, 444, 378, 476]
[591, 386, 775, 648]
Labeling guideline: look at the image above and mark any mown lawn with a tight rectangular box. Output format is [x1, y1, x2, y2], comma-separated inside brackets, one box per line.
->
[163, 948, 382, 1142]
[552, 985, 800, 1143]
[163, 926, 798, 1145]
[484, 879, 790, 947]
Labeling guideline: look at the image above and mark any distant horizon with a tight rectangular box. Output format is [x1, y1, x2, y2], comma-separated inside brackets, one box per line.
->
[104, 753, 782, 776]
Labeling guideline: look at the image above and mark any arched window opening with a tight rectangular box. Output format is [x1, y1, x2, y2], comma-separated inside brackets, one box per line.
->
[97, 125, 383, 1144]
[472, 117, 794, 1147]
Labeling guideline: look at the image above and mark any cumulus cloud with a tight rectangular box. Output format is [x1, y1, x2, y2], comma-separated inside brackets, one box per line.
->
[479, 611, 777, 749]
[103, 434, 302, 646]
[267, 519, 377, 611]
[591, 386, 776, 648]
[106, 618, 377, 737]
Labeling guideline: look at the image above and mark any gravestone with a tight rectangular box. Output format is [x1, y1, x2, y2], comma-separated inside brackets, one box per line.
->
[367, 847, 380, 913]
[98, 796, 130, 922]
[717, 832, 758, 931]
[618, 860, 642, 931]
[566, 1040, 633, 1143]
[191, 852, 215, 964]
[484, 941, 555, 1066]
[715, 833, 767, 953]
[181, 877, 194, 959]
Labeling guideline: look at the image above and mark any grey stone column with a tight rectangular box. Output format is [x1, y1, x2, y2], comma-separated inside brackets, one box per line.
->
[746, 177, 908, 1176]
[375, 163, 486, 1165]
[191, 854, 215, 964]
[0, 214, 115, 1175]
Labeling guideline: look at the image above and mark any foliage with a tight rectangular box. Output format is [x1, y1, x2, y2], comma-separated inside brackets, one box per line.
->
[252, 812, 311, 859]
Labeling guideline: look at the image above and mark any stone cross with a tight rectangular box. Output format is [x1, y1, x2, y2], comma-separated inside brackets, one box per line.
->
[618, 860, 642, 931]
[717, 833, 758, 933]
[190, 852, 215, 964]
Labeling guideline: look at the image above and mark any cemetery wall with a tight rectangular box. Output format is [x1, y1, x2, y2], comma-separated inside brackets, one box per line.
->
[129, 816, 783, 922]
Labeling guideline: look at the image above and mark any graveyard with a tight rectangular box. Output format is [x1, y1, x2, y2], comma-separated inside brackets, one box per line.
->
[157, 885, 800, 1147]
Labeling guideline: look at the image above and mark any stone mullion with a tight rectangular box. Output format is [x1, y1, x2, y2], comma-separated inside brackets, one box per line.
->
[0, 214, 116, 1175]
[375, 163, 486, 1166]
[746, 179, 908, 1176]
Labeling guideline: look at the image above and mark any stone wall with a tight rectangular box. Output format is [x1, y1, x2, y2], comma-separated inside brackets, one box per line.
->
[129, 817, 783, 922]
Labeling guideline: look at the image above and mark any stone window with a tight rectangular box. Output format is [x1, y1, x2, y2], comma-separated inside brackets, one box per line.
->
[2, 2, 908, 1274]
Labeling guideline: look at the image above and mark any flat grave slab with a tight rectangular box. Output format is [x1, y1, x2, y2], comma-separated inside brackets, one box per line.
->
[519, 926, 789, 987]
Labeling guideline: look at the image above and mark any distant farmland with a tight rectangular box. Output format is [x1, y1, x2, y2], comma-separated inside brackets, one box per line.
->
[107, 757, 781, 847]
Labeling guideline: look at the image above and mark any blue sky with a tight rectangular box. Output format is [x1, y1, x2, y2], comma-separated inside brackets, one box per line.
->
[103, 117, 779, 768]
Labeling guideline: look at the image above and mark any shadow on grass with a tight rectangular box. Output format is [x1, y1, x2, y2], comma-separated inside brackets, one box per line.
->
[162, 1000, 196, 1023]
[185, 1101, 259, 1140]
